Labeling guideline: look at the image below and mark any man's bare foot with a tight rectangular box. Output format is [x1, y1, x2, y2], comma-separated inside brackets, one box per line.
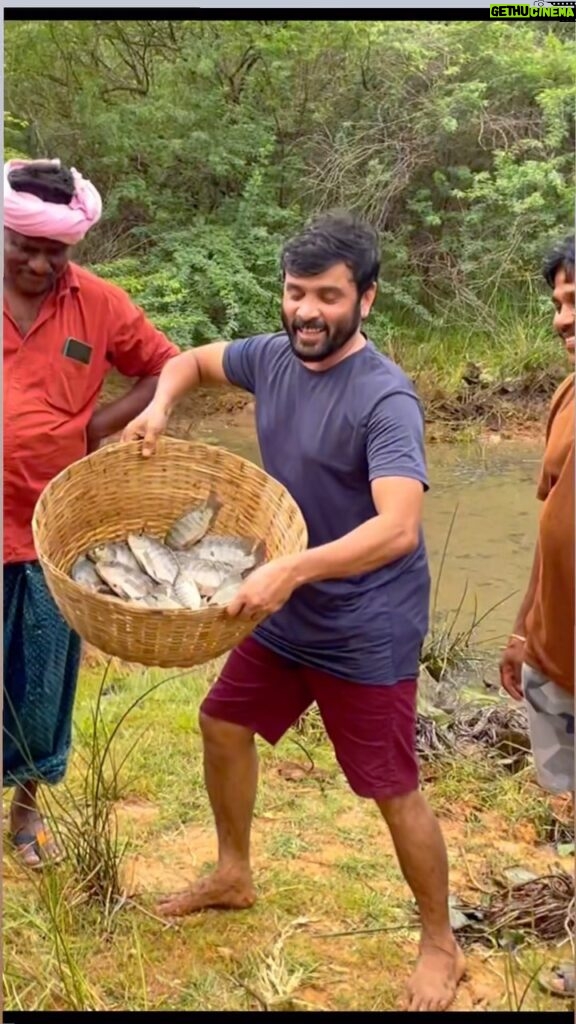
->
[406, 941, 466, 1011]
[156, 869, 256, 918]
[10, 805, 63, 870]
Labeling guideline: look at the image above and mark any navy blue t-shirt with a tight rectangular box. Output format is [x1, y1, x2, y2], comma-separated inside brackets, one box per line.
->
[223, 332, 430, 685]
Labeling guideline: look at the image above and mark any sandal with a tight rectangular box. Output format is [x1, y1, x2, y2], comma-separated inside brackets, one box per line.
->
[537, 963, 575, 999]
[11, 825, 65, 870]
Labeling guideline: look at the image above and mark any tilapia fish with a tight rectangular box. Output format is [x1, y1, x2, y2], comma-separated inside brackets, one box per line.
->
[127, 533, 180, 586]
[70, 506, 264, 615]
[185, 558, 234, 598]
[131, 576, 200, 611]
[165, 493, 222, 550]
[70, 555, 112, 594]
[193, 535, 265, 573]
[88, 540, 141, 571]
[94, 561, 156, 601]
[132, 591, 183, 610]
[172, 574, 203, 610]
[209, 573, 244, 607]
[173, 549, 204, 573]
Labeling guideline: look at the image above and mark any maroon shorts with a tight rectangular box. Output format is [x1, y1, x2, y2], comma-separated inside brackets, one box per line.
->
[200, 636, 419, 800]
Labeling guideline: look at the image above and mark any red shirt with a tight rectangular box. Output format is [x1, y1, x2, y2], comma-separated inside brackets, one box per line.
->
[4, 263, 179, 563]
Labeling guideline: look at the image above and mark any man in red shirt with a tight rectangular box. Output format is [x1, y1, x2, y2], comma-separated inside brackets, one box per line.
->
[3, 158, 179, 868]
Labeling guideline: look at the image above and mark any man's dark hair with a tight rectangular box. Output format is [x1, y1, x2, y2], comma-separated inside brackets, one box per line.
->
[8, 161, 75, 205]
[281, 211, 380, 297]
[543, 234, 574, 288]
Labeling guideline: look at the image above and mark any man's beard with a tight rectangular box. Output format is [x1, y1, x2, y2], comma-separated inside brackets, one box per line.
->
[282, 301, 362, 363]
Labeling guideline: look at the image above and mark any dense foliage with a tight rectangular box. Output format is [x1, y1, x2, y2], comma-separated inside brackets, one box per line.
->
[5, 19, 574, 367]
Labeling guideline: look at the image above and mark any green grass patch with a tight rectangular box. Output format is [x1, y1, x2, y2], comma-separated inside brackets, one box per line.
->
[3, 656, 569, 1012]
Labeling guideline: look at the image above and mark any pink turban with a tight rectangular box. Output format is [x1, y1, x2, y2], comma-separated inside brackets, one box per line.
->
[4, 158, 102, 245]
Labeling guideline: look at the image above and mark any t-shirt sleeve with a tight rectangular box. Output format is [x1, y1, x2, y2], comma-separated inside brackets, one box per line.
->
[366, 391, 429, 491]
[222, 334, 272, 394]
[108, 292, 179, 377]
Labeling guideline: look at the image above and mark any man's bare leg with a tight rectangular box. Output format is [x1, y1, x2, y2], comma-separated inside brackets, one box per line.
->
[378, 790, 466, 1011]
[157, 714, 258, 916]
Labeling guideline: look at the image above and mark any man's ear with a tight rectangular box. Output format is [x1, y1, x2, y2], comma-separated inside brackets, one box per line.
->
[361, 281, 377, 320]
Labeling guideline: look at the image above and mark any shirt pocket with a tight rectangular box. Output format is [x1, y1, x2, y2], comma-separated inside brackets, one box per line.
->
[46, 346, 101, 416]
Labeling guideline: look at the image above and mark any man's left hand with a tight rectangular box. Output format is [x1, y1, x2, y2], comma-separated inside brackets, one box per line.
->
[227, 557, 300, 619]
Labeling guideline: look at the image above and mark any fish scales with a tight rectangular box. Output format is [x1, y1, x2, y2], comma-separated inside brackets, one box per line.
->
[165, 493, 222, 550]
[127, 534, 180, 586]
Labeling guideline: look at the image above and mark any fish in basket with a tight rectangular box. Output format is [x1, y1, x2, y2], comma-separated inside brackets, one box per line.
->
[71, 498, 267, 611]
[32, 437, 308, 668]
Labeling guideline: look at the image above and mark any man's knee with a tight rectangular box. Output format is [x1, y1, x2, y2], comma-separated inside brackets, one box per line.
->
[199, 710, 255, 752]
[376, 787, 422, 824]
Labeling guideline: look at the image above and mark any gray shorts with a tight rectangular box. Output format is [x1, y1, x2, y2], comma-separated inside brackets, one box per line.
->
[522, 663, 574, 795]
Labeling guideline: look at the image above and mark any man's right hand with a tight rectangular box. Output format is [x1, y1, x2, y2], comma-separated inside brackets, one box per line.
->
[499, 635, 526, 701]
[121, 403, 170, 457]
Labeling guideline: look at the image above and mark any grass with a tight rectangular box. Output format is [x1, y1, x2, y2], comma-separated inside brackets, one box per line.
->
[377, 287, 565, 394]
[388, 325, 560, 400]
[3, 654, 573, 1013]
[362, 294, 566, 442]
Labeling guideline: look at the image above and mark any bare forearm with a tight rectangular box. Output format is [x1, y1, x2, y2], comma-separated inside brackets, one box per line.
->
[153, 350, 202, 413]
[512, 542, 541, 636]
[288, 515, 419, 586]
[89, 377, 160, 440]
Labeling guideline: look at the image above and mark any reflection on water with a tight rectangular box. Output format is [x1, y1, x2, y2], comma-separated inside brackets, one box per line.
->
[422, 442, 541, 649]
[198, 420, 542, 655]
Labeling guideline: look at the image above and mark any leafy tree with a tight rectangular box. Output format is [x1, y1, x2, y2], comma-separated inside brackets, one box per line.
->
[4, 19, 574, 363]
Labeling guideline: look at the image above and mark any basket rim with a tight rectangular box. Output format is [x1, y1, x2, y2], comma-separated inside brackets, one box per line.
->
[31, 436, 308, 622]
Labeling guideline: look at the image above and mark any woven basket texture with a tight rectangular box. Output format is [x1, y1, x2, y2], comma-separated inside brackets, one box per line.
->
[32, 438, 308, 668]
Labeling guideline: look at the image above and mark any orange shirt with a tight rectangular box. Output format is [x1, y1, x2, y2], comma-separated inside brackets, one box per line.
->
[525, 374, 574, 692]
[4, 263, 179, 563]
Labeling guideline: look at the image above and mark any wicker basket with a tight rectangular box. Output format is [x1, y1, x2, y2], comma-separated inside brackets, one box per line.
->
[32, 437, 308, 668]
